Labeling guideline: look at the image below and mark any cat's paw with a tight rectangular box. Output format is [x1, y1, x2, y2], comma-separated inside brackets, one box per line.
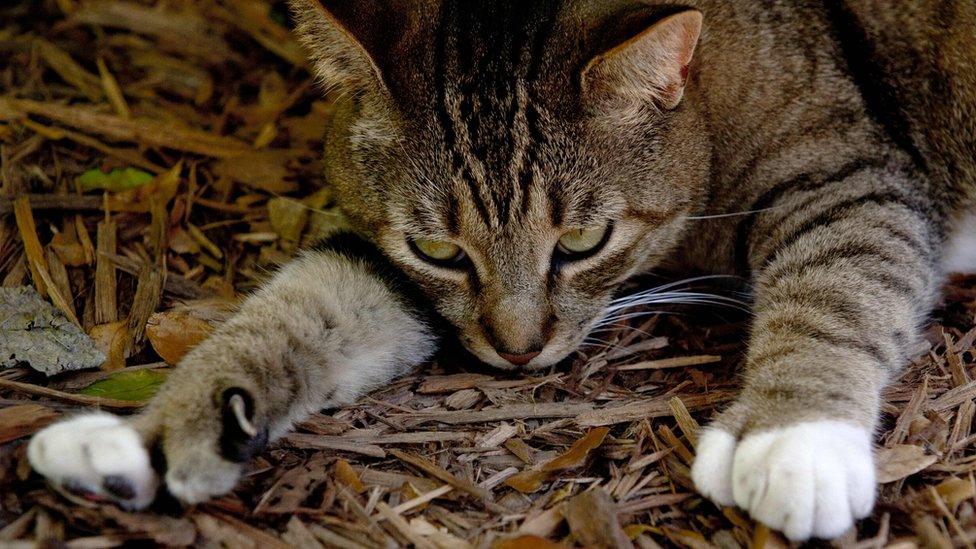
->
[27, 413, 158, 510]
[692, 421, 875, 541]
[28, 389, 267, 509]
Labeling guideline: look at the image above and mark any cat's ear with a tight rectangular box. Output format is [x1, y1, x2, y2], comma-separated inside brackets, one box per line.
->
[582, 10, 702, 110]
[288, 0, 412, 95]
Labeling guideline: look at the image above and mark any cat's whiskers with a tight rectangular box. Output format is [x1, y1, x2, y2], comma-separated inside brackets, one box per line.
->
[604, 289, 751, 314]
[591, 276, 752, 338]
[579, 337, 630, 355]
[681, 205, 786, 221]
[589, 322, 660, 339]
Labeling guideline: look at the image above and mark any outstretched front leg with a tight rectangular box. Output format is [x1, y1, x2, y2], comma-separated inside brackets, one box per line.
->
[692, 157, 944, 540]
[28, 234, 438, 509]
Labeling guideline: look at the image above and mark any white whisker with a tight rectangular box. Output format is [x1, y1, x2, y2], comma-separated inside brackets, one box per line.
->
[681, 206, 784, 220]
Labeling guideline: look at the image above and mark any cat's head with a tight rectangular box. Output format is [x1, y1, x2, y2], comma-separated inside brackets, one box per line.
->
[291, 0, 710, 369]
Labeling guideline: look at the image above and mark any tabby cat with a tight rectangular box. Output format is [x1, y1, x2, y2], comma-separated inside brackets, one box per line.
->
[28, 0, 976, 541]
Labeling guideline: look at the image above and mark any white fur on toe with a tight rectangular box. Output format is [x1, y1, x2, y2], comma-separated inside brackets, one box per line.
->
[691, 428, 736, 506]
[692, 420, 875, 541]
[28, 414, 158, 510]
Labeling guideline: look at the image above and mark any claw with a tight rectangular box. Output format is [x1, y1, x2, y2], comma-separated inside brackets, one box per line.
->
[228, 393, 258, 437]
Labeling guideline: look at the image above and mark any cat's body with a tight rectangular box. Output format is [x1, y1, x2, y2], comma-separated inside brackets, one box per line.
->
[28, 0, 975, 541]
[671, 0, 976, 276]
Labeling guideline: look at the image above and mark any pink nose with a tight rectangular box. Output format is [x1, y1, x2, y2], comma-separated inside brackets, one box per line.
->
[498, 351, 541, 366]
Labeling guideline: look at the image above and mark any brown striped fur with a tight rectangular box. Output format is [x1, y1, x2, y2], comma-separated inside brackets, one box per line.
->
[291, 0, 975, 382]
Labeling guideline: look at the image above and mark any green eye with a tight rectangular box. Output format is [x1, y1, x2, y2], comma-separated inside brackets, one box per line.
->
[556, 225, 612, 258]
[411, 238, 465, 264]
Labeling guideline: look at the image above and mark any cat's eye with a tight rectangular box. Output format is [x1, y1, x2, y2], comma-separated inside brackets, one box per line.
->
[556, 224, 612, 260]
[410, 238, 467, 266]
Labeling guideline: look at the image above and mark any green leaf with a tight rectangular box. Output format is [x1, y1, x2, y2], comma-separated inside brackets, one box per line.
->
[77, 167, 154, 193]
[79, 369, 168, 401]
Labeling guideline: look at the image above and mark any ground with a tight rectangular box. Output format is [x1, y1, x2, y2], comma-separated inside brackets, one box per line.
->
[1, 1, 975, 547]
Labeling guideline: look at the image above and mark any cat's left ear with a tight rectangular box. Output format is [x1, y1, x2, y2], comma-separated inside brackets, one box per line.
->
[582, 10, 702, 110]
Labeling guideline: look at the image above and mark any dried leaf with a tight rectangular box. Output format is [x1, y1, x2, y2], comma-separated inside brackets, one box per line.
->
[50, 229, 87, 267]
[88, 321, 127, 371]
[268, 197, 308, 253]
[493, 535, 565, 549]
[150, 161, 183, 205]
[335, 459, 365, 494]
[79, 368, 167, 402]
[935, 477, 975, 507]
[876, 444, 938, 483]
[564, 488, 632, 549]
[505, 428, 609, 493]
[146, 310, 213, 365]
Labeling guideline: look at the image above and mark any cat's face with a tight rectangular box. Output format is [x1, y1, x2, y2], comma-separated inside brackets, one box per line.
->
[294, 0, 709, 368]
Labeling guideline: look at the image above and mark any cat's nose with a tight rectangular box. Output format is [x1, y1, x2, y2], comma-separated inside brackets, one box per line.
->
[497, 350, 541, 366]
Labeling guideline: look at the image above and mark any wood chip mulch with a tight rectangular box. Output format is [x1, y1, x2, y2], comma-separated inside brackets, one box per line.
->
[1, 1, 975, 547]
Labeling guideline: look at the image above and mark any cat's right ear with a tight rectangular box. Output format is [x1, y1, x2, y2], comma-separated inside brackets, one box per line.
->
[288, 0, 412, 96]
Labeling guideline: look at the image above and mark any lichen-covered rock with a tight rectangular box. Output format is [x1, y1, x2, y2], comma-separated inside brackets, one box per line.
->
[0, 286, 105, 375]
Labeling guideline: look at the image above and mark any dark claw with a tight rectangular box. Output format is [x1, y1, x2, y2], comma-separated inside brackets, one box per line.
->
[219, 388, 269, 463]
[62, 479, 93, 498]
[103, 475, 136, 500]
[61, 479, 107, 502]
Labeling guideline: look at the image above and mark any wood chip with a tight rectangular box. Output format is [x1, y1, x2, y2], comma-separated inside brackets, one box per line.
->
[3, 98, 253, 157]
[0, 378, 143, 410]
[0, 404, 59, 443]
[94, 219, 117, 324]
[876, 444, 938, 483]
[388, 449, 496, 507]
[576, 392, 732, 427]
[13, 197, 78, 324]
[400, 402, 594, 427]
[616, 355, 721, 371]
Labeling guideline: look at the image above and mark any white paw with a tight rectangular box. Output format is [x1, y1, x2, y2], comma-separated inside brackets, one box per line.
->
[28, 413, 158, 510]
[692, 421, 875, 541]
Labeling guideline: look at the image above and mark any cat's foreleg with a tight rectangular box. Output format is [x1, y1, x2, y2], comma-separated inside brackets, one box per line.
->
[28, 235, 437, 509]
[691, 163, 941, 540]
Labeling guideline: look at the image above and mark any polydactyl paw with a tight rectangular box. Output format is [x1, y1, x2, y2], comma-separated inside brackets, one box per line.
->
[27, 388, 268, 510]
[691, 420, 875, 541]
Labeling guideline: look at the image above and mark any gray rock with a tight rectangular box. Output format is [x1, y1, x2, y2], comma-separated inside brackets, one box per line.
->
[0, 286, 105, 375]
